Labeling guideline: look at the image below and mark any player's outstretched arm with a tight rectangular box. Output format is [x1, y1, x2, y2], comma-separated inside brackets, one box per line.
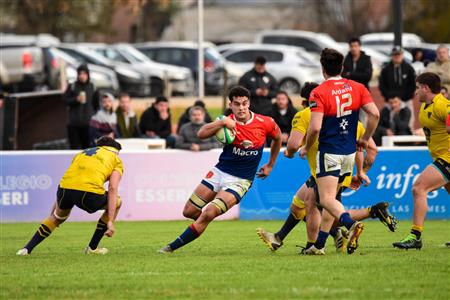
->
[285, 131, 305, 158]
[258, 131, 282, 178]
[197, 117, 236, 139]
[359, 103, 380, 149]
[105, 170, 121, 237]
[300, 112, 323, 158]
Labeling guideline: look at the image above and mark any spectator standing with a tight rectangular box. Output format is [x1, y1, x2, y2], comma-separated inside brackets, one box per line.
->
[64, 64, 99, 149]
[270, 91, 297, 145]
[238, 56, 278, 116]
[412, 49, 426, 75]
[177, 99, 212, 133]
[379, 46, 416, 128]
[342, 37, 373, 89]
[373, 96, 412, 145]
[89, 93, 118, 146]
[139, 96, 176, 148]
[116, 93, 140, 138]
[175, 106, 221, 151]
[426, 44, 450, 92]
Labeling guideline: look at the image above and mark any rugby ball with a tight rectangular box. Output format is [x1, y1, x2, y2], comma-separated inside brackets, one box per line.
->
[215, 116, 235, 145]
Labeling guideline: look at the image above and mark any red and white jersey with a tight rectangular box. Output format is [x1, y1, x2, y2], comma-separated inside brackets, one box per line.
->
[215, 112, 279, 180]
[309, 77, 373, 155]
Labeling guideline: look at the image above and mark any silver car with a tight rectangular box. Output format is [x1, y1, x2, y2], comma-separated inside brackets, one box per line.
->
[221, 43, 323, 94]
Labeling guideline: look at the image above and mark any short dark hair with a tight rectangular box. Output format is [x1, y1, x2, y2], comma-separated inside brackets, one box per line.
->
[155, 95, 168, 103]
[300, 82, 319, 105]
[348, 37, 361, 45]
[416, 72, 441, 94]
[96, 136, 122, 151]
[254, 56, 267, 65]
[276, 90, 292, 103]
[119, 92, 130, 100]
[228, 85, 250, 102]
[320, 48, 344, 76]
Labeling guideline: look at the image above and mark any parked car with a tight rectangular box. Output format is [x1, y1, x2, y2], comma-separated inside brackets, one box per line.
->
[84, 43, 194, 96]
[0, 34, 47, 92]
[56, 44, 151, 97]
[49, 48, 120, 94]
[360, 32, 424, 50]
[255, 30, 345, 58]
[134, 41, 230, 95]
[221, 43, 323, 94]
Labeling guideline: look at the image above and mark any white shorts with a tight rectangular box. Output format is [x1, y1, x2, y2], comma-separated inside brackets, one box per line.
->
[201, 167, 252, 203]
[316, 151, 356, 181]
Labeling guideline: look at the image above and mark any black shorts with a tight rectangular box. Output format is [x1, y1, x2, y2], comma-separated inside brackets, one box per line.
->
[305, 176, 345, 208]
[57, 187, 107, 214]
[432, 158, 450, 183]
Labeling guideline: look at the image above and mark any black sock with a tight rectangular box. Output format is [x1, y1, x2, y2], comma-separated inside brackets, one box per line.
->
[25, 224, 52, 253]
[89, 219, 107, 249]
[410, 229, 422, 239]
[305, 241, 315, 249]
[275, 213, 300, 241]
[329, 227, 338, 238]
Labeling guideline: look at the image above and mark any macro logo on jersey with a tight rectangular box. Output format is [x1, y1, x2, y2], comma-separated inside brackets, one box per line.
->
[310, 78, 372, 155]
[215, 113, 279, 180]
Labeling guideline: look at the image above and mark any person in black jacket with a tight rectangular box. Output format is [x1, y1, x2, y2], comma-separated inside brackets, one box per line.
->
[177, 99, 212, 133]
[373, 96, 412, 145]
[270, 91, 297, 145]
[238, 56, 278, 116]
[139, 96, 176, 148]
[379, 46, 416, 127]
[64, 64, 99, 149]
[342, 37, 373, 89]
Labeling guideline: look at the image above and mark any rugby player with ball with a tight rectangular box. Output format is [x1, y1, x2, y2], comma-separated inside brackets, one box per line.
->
[158, 86, 282, 253]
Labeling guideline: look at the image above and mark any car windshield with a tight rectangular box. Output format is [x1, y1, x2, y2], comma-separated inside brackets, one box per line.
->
[119, 45, 150, 63]
[49, 48, 78, 65]
[77, 47, 113, 65]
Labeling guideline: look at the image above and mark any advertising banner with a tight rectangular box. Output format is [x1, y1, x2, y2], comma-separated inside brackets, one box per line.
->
[240, 148, 450, 220]
[1, 150, 239, 222]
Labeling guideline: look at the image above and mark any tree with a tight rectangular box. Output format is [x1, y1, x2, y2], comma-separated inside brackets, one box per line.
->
[0, 0, 117, 41]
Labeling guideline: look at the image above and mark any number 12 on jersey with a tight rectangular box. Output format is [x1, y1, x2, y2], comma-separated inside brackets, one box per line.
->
[336, 93, 353, 118]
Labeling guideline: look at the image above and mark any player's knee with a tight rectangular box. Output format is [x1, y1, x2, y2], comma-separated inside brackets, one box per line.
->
[198, 206, 217, 223]
[183, 207, 199, 219]
[290, 204, 306, 220]
[412, 182, 426, 197]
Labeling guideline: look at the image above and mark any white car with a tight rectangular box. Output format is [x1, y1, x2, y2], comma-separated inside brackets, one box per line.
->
[360, 32, 424, 49]
[221, 43, 323, 94]
[83, 43, 195, 96]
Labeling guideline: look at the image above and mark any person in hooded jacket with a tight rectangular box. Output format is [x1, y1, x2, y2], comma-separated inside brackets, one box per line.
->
[64, 64, 99, 149]
[342, 37, 373, 89]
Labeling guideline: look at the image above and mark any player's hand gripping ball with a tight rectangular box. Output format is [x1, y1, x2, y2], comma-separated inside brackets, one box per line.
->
[215, 115, 236, 144]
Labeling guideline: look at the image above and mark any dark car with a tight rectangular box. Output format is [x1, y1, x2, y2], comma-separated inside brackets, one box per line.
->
[134, 41, 225, 95]
[57, 44, 151, 97]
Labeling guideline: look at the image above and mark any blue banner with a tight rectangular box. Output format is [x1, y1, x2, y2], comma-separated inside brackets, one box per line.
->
[241, 148, 449, 220]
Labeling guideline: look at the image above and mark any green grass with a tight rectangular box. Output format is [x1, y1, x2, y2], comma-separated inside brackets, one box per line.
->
[1, 220, 449, 299]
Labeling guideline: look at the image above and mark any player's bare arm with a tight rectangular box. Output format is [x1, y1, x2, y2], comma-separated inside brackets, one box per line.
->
[198, 117, 236, 139]
[358, 103, 380, 150]
[258, 131, 282, 178]
[285, 131, 304, 158]
[105, 170, 121, 237]
[300, 111, 323, 158]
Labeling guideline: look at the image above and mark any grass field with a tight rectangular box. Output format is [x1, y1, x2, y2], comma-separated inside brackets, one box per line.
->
[1, 220, 449, 299]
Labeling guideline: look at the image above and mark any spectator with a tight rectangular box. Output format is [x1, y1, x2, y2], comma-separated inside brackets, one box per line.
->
[139, 96, 176, 148]
[175, 106, 221, 151]
[238, 56, 278, 116]
[64, 64, 99, 149]
[342, 37, 373, 89]
[441, 86, 449, 99]
[300, 82, 319, 107]
[270, 91, 297, 145]
[373, 96, 412, 146]
[412, 49, 426, 75]
[426, 44, 450, 92]
[89, 93, 118, 146]
[177, 99, 212, 133]
[116, 93, 140, 138]
[378, 46, 416, 128]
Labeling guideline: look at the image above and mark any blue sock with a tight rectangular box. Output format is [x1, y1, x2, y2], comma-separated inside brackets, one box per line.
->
[329, 227, 338, 238]
[169, 224, 200, 251]
[315, 230, 329, 249]
[339, 212, 355, 230]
